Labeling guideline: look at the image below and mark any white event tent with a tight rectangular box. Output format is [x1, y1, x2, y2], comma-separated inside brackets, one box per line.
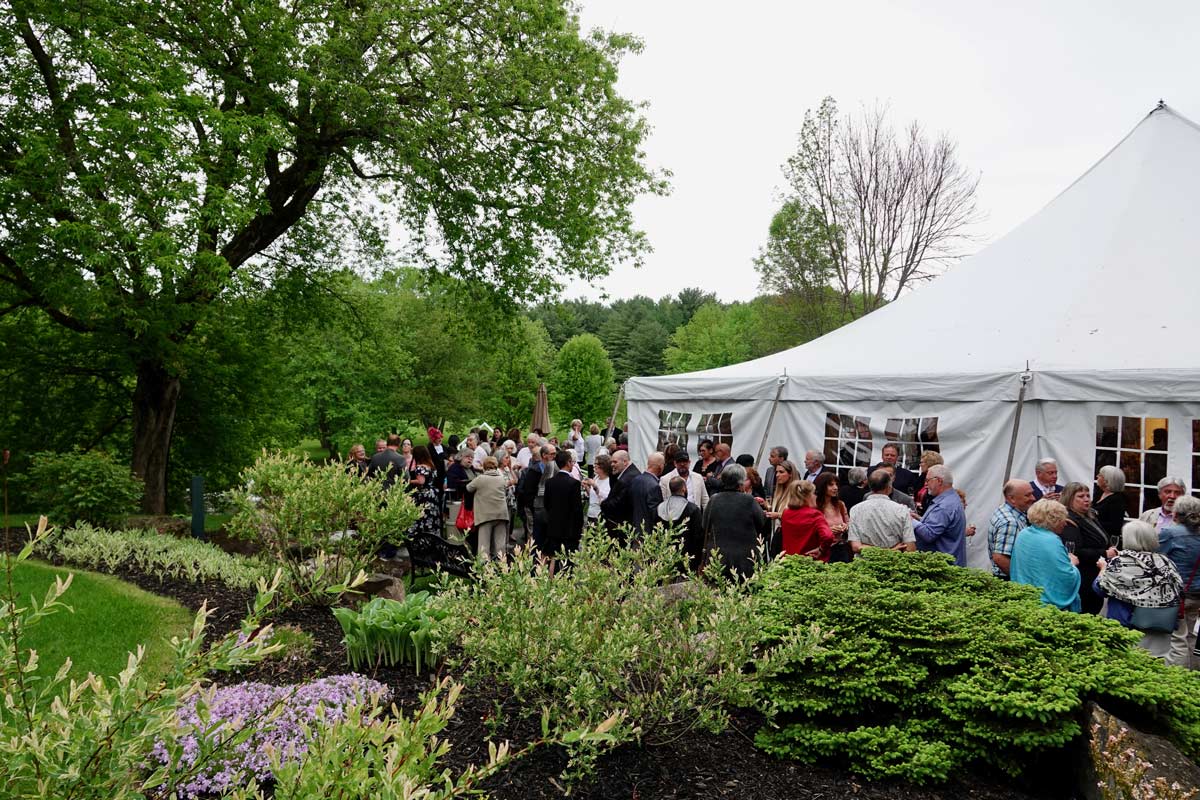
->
[626, 103, 1200, 570]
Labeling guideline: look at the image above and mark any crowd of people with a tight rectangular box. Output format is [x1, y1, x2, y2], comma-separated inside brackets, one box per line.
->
[344, 424, 1200, 668]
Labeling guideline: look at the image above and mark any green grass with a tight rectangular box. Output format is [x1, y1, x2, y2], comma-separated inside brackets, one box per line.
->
[2, 512, 51, 529]
[6, 559, 194, 683]
[294, 438, 331, 462]
[202, 512, 232, 533]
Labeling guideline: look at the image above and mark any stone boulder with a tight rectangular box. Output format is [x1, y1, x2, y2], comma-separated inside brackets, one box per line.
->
[1081, 702, 1200, 800]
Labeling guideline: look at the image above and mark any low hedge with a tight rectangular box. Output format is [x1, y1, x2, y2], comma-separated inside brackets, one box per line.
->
[34, 523, 275, 590]
[752, 550, 1200, 783]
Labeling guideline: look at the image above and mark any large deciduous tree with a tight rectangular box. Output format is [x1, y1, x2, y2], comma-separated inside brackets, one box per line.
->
[0, 0, 663, 511]
[764, 97, 979, 323]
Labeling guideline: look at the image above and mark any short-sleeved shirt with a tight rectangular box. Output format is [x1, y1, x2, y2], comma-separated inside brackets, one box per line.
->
[848, 494, 916, 549]
[987, 503, 1028, 577]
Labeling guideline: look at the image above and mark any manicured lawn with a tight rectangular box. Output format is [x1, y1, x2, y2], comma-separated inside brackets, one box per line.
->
[294, 438, 331, 462]
[5, 559, 194, 683]
[2, 512, 51, 529]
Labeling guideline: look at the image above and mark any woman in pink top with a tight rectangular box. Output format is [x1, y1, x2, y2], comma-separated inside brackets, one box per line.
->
[780, 481, 836, 561]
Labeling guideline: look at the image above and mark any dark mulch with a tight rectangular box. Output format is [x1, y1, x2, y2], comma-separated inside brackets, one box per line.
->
[13, 550, 1064, 800]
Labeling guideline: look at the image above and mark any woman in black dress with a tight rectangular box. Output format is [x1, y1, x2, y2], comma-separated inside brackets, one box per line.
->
[1059, 481, 1110, 615]
[1094, 465, 1129, 546]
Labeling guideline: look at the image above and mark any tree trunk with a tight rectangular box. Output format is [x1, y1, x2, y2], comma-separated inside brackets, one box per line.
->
[131, 360, 181, 514]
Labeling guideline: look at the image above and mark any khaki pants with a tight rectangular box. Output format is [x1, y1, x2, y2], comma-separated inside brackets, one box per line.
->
[476, 519, 508, 562]
[1166, 594, 1200, 669]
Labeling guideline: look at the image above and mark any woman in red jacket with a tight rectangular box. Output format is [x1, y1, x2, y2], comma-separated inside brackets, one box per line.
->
[781, 480, 836, 561]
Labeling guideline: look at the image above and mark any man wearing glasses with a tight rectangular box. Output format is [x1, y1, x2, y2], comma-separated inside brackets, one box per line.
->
[912, 464, 967, 566]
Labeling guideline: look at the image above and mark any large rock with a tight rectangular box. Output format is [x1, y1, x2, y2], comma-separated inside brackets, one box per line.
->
[1082, 702, 1200, 800]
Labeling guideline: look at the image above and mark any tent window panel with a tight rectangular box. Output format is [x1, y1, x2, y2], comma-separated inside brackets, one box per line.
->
[1192, 420, 1200, 498]
[656, 410, 693, 453]
[824, 411, 873, 479]
[884, 416, 940, 472]
[696, 413, 734, 450]
[1095, 415, 1167, 517]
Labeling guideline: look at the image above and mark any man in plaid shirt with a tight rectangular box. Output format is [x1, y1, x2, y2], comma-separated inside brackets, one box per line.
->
[988, 480, 1037, 579]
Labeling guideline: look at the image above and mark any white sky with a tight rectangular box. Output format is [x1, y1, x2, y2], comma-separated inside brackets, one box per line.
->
[565, 0, 1200, 302]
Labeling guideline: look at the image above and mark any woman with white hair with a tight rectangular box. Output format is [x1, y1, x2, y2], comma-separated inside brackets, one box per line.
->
[701, 464, 767, 579]
[1010, 499, 1081, 611]
[1094, 465, 1128, 544]
[1093, 521, 1182, 660]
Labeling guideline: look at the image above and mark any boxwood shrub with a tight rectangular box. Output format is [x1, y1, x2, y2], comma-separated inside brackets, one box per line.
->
[752, 549, 1200, 783]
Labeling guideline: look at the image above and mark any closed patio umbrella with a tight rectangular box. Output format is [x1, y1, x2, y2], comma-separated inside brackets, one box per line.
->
[531, 382, 551, 435]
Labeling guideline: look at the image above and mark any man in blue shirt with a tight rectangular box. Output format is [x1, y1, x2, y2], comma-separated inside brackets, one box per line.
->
[913, 465, 967, 566]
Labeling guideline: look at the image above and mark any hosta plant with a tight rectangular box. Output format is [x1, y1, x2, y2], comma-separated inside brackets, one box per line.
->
[333, 592, 447, 673]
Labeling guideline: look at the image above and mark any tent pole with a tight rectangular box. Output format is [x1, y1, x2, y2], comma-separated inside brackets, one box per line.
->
[1003, 364, 1034, 482]
[608, 381, 625, 439]
[755, 376, 788, 467]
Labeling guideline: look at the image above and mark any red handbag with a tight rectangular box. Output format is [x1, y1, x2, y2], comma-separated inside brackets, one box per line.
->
[455, 504, 475, 533]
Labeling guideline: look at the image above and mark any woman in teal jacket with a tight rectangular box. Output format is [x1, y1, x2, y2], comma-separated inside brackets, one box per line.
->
[1011, 499, 1081, 612]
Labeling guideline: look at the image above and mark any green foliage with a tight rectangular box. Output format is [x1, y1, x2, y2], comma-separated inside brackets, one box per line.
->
[550, 334, 616, 427]
[478, 316, 556, 430]
[21, 450, 142, 528]
[34, 523, 275, 590]
[0, 0, 663, 511]
[433, 526, 821, 781]
[664, 302, 758, 374]
[333, 593, 447, 673]
[7, 559, 192, 684]
[0, 518, 288, 799]
[228, 452, 420, 605]
[753, 550, 1200, 783]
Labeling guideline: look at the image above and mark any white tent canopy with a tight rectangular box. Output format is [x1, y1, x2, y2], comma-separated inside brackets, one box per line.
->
[627, 104, 1200, 570]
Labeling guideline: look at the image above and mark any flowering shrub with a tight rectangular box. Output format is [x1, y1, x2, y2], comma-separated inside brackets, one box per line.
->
[34, 523, 274, 589]
[333, 592, 446, 673]
[151, 675, 390, 798]
[227, 452, 420, 605]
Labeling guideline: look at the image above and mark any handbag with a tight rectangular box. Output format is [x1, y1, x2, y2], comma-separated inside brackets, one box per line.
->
[1132, 605, 1181, 633]
[455, 503, 475, 533]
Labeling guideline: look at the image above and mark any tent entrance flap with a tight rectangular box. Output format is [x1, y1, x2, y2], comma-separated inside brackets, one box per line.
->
[754, 376, 788, 466]
[1003, 366, 1034, 482]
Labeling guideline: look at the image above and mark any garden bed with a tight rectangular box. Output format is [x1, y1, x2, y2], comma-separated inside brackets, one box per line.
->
[74, 562, 1053, 800]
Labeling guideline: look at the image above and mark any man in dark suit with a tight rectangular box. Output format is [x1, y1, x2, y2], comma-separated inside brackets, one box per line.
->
[600, 449, 640, 543]
[1030, 457, 1063, 501]
[367, 434, 407, 491]
[630, 452, 665, 534]
[543, 449, 585, 558]
[872, 443, 917, 495]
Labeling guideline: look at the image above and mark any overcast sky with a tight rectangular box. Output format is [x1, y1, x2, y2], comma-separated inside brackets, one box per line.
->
[563, 0, 1200, 302]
